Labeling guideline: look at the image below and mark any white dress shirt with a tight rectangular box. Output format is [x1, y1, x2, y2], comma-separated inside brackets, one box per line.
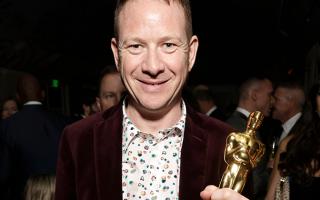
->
[24, 101, 42, 105]
[279, 112, 302, 142]
[206, 105, 217, 116]
[236, 107, 250, 118]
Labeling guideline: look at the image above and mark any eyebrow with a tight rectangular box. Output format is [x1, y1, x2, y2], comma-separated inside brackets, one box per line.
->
[122, 36, 184, 45]
[121, 37, 145, 45]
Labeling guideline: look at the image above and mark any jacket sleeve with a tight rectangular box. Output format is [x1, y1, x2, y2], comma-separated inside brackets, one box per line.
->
[55, 127, 77, 200]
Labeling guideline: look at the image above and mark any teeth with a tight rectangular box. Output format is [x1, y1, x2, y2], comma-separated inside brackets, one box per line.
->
[141, 80, 163, 85]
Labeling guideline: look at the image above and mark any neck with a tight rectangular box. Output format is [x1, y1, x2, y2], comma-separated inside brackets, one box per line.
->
[126, 99, 182, 134]
[282, 110, 301, 123]
[238, 101, 255, 113]
[201, 102, 215, 114]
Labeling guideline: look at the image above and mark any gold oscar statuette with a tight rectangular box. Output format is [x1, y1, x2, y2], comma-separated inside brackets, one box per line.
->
[219, 111, 265, 193]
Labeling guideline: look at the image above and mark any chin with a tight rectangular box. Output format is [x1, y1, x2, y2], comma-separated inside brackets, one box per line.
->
[140, 102, 168, 111]
[139, 98, 174, 112]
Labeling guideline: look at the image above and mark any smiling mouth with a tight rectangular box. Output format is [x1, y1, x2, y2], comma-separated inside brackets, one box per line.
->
[138, 79, 170, 92]
[139, 79, 168, 85]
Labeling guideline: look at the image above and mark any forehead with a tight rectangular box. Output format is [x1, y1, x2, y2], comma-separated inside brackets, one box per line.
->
[260, 80, 272, 89]
[4, 100, 16, 107]
[117, 0, 187, 39]
[275, 88, 289, 98]
[101, 73, 120, 84]
[100, 74, 123, 90]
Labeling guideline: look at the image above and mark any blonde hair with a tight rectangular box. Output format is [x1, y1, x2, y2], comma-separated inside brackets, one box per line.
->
[25, 175, 56, 200]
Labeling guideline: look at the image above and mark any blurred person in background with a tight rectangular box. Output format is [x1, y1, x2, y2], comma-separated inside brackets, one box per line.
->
[266, 84, 320, 199]
[1, 97, 19, 119]
[226, 77, 274, 130]
[0, 73, 69, 200]
[81, 96, 98, 119]
[271, 82, 306, 143]
[24, 174, 55, 200]
[96, 65, 126, 112]
[192, 84, 226, 121]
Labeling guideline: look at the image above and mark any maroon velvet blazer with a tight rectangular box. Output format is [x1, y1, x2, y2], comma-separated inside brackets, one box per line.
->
[55, 104, 233, 200]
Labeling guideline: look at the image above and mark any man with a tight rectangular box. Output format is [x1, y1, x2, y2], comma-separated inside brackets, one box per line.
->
[96, 65, 126, 112]
[226, 78, 274, 131]
[80, 96, 98, 119]
[55, 0, 247, 199]
[0, 73, 69, 200]
[193, 85, 226, 121]
[226, 77, 276, 199]
[1, 97, 18, 119]
[272, 82, 305, 143]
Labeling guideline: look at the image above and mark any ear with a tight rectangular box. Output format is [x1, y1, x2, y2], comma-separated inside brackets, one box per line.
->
[187, 35, 199, 71]
[111, 38, 120, 71]
[251, 90, 258, 101]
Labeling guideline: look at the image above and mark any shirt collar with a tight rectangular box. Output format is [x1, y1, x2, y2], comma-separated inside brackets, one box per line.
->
[122, 99, 187, 149]
[282, 112, 302, 134]
[206, 105, 217, 116]
[24, 101, 42, 105]
[236, 107, 250, 118]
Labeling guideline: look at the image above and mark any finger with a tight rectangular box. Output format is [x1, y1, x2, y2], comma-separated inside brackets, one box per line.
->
[210, 188, 248, 200]
[200, 185, 219, 199]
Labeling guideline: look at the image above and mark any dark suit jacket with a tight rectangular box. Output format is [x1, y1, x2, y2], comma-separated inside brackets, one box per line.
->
[0, 104, 69, 200]
[209, 107, 227, 121]
[55, 104, 235, 200]
[226, 110, 247, 132]
[286, 113, 306, 138]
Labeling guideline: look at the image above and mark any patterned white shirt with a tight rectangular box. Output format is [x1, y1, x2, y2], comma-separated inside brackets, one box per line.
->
[122, 101, 186, 200]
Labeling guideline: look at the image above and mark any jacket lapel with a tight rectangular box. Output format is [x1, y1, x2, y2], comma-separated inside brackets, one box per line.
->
[93, 107, 123, 200]
[179, 111, 208, 199]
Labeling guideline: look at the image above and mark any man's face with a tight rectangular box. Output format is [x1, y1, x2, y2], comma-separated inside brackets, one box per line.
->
[111, 0, 198, 112]
[255, 80, 273, 116]
[1, 100, 18, 119]
[97, 73, 126, 112]
[272, 88, 291, 123]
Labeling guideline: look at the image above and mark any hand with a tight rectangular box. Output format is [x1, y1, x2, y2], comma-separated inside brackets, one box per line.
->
[200, 185, 248, 200]
[267, 157, 274, 169]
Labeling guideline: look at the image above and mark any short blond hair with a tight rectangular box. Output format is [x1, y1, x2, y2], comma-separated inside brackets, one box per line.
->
[114, 0, 193, 40]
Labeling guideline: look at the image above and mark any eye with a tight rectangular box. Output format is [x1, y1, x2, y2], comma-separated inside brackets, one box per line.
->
[162, 42, 177, 53]
[129, 44, 141, 49]
[164, 43, 174, 48]
[102, 93, 115, 99]
[127, 43, 144, 54]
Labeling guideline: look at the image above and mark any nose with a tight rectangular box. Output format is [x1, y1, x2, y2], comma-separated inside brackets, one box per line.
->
[142, 49, 164, 77]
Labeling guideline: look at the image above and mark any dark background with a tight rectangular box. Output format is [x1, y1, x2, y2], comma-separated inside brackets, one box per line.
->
[1, 0, 320, 114]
